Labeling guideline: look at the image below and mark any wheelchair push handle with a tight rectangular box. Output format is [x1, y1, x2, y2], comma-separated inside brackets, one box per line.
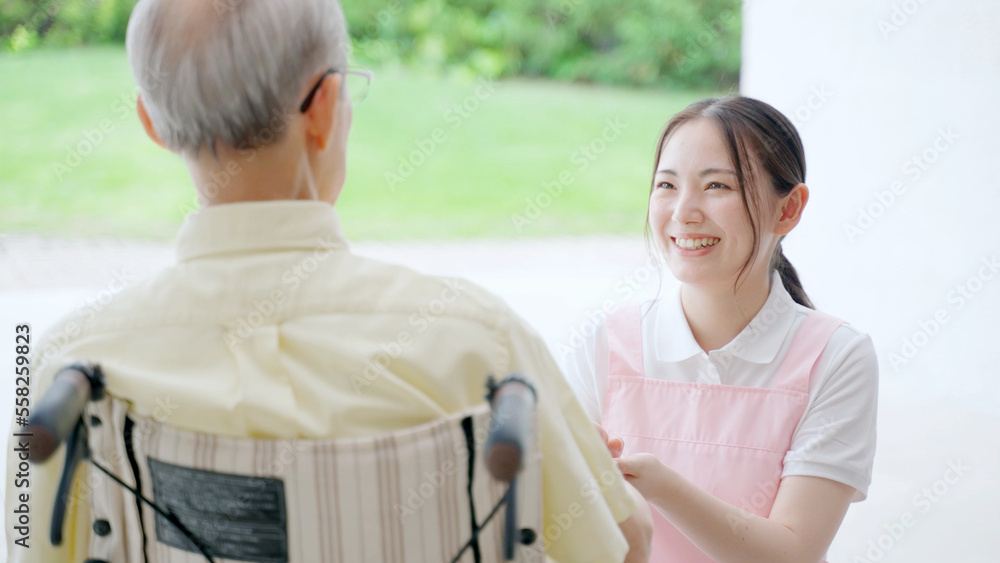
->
[23, 364, 105, 463]
[484, 374, 537, 483]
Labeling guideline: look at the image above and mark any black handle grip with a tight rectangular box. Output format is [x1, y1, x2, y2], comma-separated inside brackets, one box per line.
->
[24, 364, 104, 463]
[484, 375, 537, 483]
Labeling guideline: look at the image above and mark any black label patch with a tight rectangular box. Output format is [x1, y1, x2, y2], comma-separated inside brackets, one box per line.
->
[148, 457, 288, 562]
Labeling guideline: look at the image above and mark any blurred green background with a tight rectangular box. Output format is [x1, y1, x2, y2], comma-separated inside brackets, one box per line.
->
[0, 0, 740, 240]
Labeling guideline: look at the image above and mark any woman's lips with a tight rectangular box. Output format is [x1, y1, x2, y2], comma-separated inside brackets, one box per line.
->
[671, 236, 720, 254]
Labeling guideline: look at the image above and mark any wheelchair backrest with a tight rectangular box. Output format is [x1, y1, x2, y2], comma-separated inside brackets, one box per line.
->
[81, 395, 544, 563]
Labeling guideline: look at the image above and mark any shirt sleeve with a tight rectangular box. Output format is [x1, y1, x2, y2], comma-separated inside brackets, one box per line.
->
[554, 312, 609, 426]
[782, 329, 879, 502]
[503, 314, 637, 563]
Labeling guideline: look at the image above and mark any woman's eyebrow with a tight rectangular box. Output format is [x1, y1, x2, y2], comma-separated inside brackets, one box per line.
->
[656, 167, 737, 176]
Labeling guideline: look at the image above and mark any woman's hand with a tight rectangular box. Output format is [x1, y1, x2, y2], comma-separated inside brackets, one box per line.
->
[593, 422, 625, 458]
[593, 425, 653, 561]
[615, 453, 674, 506]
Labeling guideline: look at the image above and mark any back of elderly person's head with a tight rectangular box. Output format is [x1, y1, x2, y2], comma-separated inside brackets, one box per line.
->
[126, 0, 349, 158]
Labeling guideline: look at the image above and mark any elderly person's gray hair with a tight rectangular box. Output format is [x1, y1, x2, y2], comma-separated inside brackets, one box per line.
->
[126, 0, 349, 157]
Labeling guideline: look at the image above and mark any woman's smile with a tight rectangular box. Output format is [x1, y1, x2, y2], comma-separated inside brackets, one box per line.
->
[671, 235, 721, 254]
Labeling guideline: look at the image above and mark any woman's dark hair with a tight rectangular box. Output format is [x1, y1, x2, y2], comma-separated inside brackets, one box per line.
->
[645, 96, 815, 309]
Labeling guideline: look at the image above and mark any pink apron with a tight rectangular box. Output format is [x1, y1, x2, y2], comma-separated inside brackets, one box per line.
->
[602, 304, 843, 562]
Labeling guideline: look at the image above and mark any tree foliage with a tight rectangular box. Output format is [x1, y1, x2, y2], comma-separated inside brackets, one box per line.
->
[1, 0, 740, 88]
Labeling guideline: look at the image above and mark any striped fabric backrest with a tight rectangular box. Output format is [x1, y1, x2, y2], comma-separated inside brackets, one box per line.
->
[83, 395, 545, 563]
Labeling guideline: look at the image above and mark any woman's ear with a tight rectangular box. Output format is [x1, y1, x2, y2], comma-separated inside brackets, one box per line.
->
[775, 183, 809, 235]
[136, 95, 168, 150]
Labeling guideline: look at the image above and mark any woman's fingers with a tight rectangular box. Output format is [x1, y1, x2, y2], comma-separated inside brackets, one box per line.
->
[608, 436, 625, 458]
[616, 453, 658, 477]
[595, 423, 626, 458]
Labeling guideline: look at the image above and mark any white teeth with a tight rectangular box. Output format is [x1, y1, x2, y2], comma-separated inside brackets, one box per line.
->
[674, 237, 720, 250]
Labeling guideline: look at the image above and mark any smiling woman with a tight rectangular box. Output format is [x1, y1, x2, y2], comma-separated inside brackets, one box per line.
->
[647, 97, 813, 310]
[650, 121, 760, 290]
[560, 96, 880, 563]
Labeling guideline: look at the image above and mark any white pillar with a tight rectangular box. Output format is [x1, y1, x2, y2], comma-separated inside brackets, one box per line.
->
[742, 1, 999, 561]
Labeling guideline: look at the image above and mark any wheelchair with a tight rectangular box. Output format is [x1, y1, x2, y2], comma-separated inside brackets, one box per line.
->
[25, 364, 544, 562]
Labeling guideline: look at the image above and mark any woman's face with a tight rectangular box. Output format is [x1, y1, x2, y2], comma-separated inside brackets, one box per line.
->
[648, 118, 777, 289]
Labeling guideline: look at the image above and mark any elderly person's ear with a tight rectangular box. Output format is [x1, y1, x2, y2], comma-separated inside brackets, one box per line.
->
[136, 95, 167, 150]
[302, 71, 343, 151]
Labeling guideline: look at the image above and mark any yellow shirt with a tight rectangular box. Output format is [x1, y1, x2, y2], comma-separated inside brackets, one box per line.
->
[5, 200, 635, 562]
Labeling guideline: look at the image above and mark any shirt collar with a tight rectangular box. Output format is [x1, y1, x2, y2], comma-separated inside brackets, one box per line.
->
[175, 200, 349, 263]
[654, 270, 797, 364]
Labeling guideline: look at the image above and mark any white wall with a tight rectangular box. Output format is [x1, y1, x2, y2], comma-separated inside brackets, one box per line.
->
[742, 1, 999, 561]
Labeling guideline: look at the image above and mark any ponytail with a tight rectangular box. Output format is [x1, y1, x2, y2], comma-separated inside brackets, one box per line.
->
[774, 246, 814, 309]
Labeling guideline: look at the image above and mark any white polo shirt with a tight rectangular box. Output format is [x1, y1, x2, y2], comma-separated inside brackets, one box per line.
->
[559, 270, 879, 502]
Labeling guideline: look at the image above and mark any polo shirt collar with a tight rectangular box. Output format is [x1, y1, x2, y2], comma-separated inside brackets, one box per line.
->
[175, 200, 349, 262]
[654, 270, 797, 364]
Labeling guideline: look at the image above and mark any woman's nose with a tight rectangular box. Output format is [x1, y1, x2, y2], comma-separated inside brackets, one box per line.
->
[672, 188, 703, 224]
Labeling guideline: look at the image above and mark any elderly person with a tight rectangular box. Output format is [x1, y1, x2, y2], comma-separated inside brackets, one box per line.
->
[5, 0, 652, 561]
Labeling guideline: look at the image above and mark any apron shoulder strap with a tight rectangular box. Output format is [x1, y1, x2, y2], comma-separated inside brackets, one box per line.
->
[771, 309, 846, 393]
[606, 304, 644, 378]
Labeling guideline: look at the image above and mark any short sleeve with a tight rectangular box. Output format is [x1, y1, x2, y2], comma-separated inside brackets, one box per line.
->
[782, 329, 879, 502]
[503, 315, 636, 563]
[554, 313, 609, 426]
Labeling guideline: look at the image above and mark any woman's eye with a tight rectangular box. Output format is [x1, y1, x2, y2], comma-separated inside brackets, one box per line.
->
[656, 182, 675, 190]
[708, 182, 729, 190]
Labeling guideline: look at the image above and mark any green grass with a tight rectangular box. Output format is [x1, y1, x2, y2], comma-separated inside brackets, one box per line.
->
[0, 46, 721, 240]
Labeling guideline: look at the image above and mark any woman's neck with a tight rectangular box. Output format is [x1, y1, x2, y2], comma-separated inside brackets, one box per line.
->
[679, 272, 773, 353]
